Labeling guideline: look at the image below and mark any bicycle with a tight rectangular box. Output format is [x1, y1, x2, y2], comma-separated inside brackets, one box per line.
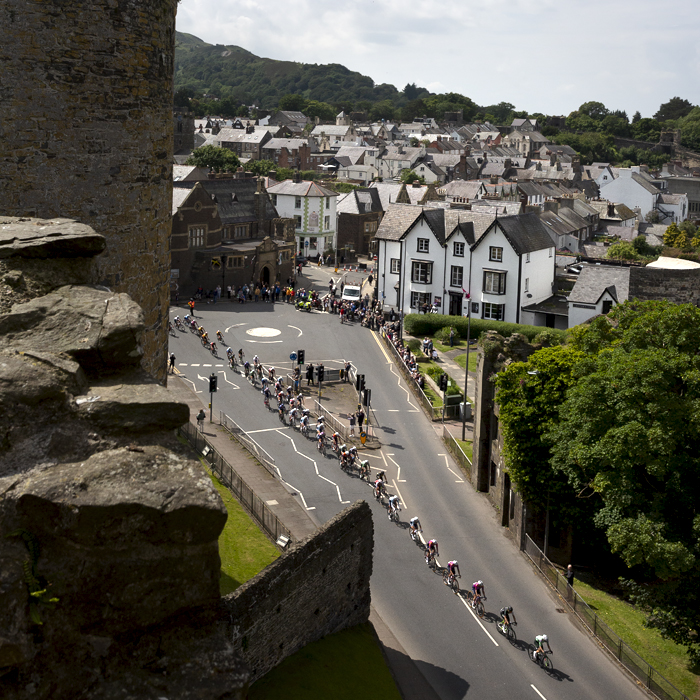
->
[358, 462, 371, 482]
[442, 572, 460, 593]
[300, 422, 309, 438]
[497, 618, 517, 641]
[174, 318, 185, 332]
[216, 331, 224, 343]
[531, 648, 553, 670]
[387, 502, 401, 522]
[425, 551, 437, 570]
[317, 436, 326, 455]
[469, 593, 485, 617]
[409, 528, 422, 543]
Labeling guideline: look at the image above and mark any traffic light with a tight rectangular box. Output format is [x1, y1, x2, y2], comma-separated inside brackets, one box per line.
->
[362, 388, 371, 407]
[439, 373, 448, 391]
[209, 373, 218, 393]
[317, 365, 324, 382]
[356, 374, 365, 392]
[297, 349, 305, 365]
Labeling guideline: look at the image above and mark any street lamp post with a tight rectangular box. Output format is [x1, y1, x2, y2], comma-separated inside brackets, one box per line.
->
[461, 297, 472, 442]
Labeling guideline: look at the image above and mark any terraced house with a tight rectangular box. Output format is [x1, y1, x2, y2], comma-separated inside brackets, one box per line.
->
[267, 176, 338, 259]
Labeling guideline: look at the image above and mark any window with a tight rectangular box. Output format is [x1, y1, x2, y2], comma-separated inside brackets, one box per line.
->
[524, 278, 529, 292]
[411, 261, 432, 284]
[482, 302, 504, 320]
[410, 291, 432, 308]
[471, 302, 479, 314]
[417, 238, 429, 253]
[271, 194, 277, 206]
[454, 241, 465, 257]
[483, 270, 506, 294]
[390, 258, 400, 274]
[324, 216, 330, 230]
[602, 300, 613, 314]
[295, 196, 302, 209]
[365, 221, 377, 234]
[489, 246, 503, 262]
[188, 227, 205, 248]
[450, 266, 463, 287]
[525, 252, 530, 263]
[234, 225, 247, 238]
[326, 197, 330, 208]
[294, 215, 302, 229]
[549, 248, 553, 257]
[228, 257, 243, 268]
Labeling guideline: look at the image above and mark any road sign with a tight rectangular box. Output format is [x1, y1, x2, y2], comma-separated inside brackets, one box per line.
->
[304, 240, 309, 247]
[289, 352, 297, 361]
[360, 431, 367, 445]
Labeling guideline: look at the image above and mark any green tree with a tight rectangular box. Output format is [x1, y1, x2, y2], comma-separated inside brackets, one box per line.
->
[663, 222, 687, 248]
[606, 241, 639, 260]
[246, 159, 275, 176]
[185, 145, 240, 172]
[399, 169, 425, 184]
[546, 301, 700, 661]
[632, 111, 641, 123]
[653, 97, 694, 122]
[278, 93, 307, 111]
[631, 117, 662, 142]
[578, 101, 609, 120]
[304, 100, 336, 123]
[677, 107, 700, 152]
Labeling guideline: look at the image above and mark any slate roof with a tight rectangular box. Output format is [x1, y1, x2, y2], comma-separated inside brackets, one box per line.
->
[473, 214, 554, 255]
[335, 146, 367, 164]
[172, 187, 191, 215]
[439, 180, 484, 200]
[310, 125, 354, 137]
[374, 204, 476, 246]
[201, 179, 278, 224]
[569, 266, 630, 305]
[262, 138, 307, 151]
[336, 188, 383, 215]
[374, 204, 423, 241]
[369, 182, 427, 208]
[267, 180, 336, 198]
[660, 193, 685, 205]
[589, 201, 637, 221]
[631, 172, 661, 195]
[216, 128, 269, 145]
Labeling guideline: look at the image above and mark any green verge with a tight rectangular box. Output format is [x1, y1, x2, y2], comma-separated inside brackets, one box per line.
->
[249, 622, 402, 700]
[206, 467, 280, 595]
[453, 350, 479, 373]
[573, 579, 700, 698]
[456, 439, 473, 462]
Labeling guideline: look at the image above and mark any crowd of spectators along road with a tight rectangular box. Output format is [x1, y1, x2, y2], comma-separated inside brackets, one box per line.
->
[384, 322, 429, 392]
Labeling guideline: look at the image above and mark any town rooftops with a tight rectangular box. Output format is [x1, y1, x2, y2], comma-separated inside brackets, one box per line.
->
[474, 213, 554, 255]
[569, 265, 630, 305]
[267, 179, 337, 198]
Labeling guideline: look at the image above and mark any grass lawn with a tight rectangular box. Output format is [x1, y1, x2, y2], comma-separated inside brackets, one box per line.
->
[573, 578, 700, 698]
[453, 349, 479, 373]
[455, 438, 473, 462]
[206, 467, 280, 595]
[423, 383, 443, 408]
[249, 623, 402, 700]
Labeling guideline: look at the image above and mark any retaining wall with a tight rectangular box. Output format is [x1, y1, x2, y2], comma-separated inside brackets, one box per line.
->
[221, 500, 374, 680]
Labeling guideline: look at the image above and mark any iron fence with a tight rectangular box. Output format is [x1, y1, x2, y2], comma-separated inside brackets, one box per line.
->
[178, 421, 292, 546]
[524, 535, 688, 700]
[382, 335, 441, 420]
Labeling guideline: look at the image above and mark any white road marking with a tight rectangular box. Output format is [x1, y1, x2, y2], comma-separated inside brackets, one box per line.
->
[266, 500, 279, 506]
[391, 478, 407, 509]
[387, 409, 400, 412]
[247, 427, 290, 434]
[218, 371, 239, 389]
[216, 364, 224, 367]
[458, 596, 500, 647]
[179, 376, 202, 394]
[276, 431, 349, 504]
[245, 340, 283, 344]
[202, 364, 212, 367]
[178, 363, 188, 366]
[380, 451, 389, 468]
[225, 323, 247, 332]
[288, 325, 303, 337]
[386, 454, 406, 482]
[530, 685, 548, 700]
[439, 454, 465, 483]
[191, 364, 200, 367]
[358, 452, 383, 460]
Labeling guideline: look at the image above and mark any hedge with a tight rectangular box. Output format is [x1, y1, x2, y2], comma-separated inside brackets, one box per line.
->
[403, 313, 567, 344]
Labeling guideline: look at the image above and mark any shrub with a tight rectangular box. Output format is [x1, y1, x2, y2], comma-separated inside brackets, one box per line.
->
[403, 314, 567, 344]
[533, 329, 564, 347]
[434, 326, 460, 343]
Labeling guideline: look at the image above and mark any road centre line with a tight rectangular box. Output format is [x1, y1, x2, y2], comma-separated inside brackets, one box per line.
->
[387, 409, 400, 412]
[458, 596, 500, 647]
[530, 685, 548, 700]
[391, 479, 407, 509]
[190, 363, 200, 367]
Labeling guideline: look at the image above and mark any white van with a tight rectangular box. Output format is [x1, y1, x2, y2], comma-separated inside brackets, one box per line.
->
[341, 285, 362, 302]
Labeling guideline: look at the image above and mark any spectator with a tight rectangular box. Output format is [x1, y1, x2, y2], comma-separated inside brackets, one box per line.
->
[356, 407, 365, 431]
[306, 362, 315, 386]
[449, 327, 455, 347]
[344, 361, 351, 382]
[566, 564, 575, 588]
[169, 352, 175, 373]
[349, 413, 356, 437]
[196, 409, 206, 432]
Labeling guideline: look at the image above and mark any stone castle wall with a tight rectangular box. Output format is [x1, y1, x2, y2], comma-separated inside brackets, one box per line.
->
[0, 0, 178, 381]
[222, 500, 374, 681]
[629, 266, 700, 305]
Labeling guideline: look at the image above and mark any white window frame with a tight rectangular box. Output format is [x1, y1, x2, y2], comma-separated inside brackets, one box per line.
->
[411, 261, 433, 285]
[390, 258, 400, 274]
[294, 215, 302, 230]
[489, 246, 503, 262]
[417, 238, 430, 253]
[450, 265, 463, 288]
[483, 270, 506, 294]
[295, 196, 302, 209]
[482, 302, 504, 320]
[410, 291, 432, 308]
[188, 227, 205, 249]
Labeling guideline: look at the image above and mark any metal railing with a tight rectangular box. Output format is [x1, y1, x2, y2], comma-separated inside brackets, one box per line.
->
[524, 535, 688, 700]
[220, 412, 278, 478]
[382, 335, 441, 421]
[442, 425, 473, 481]
[178, 421, 292, 545]
[313, 399, 349, 441]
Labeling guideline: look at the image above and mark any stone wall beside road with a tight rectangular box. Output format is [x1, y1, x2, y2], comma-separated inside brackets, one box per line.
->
[222, 500, 374, 681]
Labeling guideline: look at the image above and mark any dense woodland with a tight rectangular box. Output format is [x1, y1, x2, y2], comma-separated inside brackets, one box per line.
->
[174, 32, 700, 167]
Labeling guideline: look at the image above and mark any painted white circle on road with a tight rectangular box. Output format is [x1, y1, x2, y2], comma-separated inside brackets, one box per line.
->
[246, 327, 282, 337]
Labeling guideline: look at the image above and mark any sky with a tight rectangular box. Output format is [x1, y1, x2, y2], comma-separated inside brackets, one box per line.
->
[176, 0, 700, 118]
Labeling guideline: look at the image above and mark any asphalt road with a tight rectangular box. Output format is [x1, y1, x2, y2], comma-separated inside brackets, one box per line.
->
[169, 287, 645, 700]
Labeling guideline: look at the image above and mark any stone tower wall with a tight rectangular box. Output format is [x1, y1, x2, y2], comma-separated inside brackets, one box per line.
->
[0, 0, 178, 381]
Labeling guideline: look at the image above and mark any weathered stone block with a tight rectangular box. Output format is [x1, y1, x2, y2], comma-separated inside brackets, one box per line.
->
[0, 217, 106, 259]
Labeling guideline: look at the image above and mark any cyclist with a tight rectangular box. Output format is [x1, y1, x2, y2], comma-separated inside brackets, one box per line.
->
[426, 539, 439, 564]
[373, 477, 385, 499]
[197, 325, 205, 336]
[296, 393, 304, 406]
[358, 459, 370, 479]
[167, 320, 174, 333]
[183, 314, 191, 324]
[340, 447, 352, 469]
[446, 560, 461, 583]
[210, 341, 217, 354]
[288, 406, 299, 426]
[286, 385, 293, 401]
[348, 445, 358, 464]
[253, 354, 259, 367]
[238, 348, 244, 363]
[500, 605, 517, 629]
[201, 330, 209, 344]
[278, 401, 285, 418]
[376, 470, 386, 483]
[331, 431, 341, 452]
[268, 366, 275, 380]
[243, 361, 250, 378]
[173, 315, 181, 327]
[263, 387, 271, 408]
[472, 580, 486, 601]
[317, 429, 326, 452]
[409, 516, 422, 537]
[217, 330, 224, 342]
[387, 494, 401, 518]
[532, 634, 552, 661]
[299, 413, 309, 435]
[226, 347, 233, 359]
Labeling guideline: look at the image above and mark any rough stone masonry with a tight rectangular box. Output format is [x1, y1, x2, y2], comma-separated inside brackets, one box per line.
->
[0, 0, 178, 381]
